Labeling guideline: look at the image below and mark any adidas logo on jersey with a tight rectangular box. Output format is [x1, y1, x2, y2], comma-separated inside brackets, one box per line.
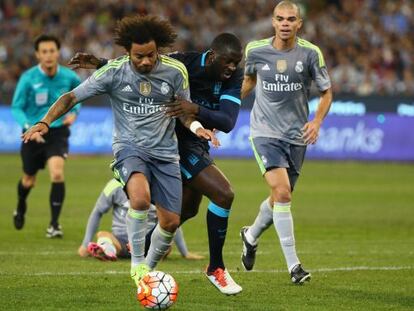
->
[262, 64, 270, 71]
[121, 85, 133, 92]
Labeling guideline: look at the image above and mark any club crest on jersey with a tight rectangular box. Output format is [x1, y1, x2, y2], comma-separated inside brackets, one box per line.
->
[139, 82, 152, 96]
[276, 60, 287, 73]
[295, 61, 304, 73]
[161, 82, 170, 95]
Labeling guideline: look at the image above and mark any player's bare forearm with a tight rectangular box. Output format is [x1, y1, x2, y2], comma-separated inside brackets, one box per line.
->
[313, 87, 333, 124]
[22, 91, 79, 143]
[42, 92, 78, 125]
[241, 74, 257, 99]
[302, 87, 333, 144]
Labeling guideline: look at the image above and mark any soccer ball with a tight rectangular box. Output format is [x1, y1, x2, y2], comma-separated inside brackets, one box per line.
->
[137, 271, 178, 310]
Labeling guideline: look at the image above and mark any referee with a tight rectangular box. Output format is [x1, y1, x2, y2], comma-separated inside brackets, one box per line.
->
[11, 34, 82, 238]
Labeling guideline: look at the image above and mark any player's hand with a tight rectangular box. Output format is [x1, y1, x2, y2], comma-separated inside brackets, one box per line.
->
[195, 128, 220, 148]
[165, 98, 199, 118]
[183, 252, 205, 260]
[68, 52, 101, 70]
[302, 119, 321, 145]
[32, 132, 46, 144]
[21, 122, 49, 143]
[78, 245, 89, 257]
[63, 113, 77, 126]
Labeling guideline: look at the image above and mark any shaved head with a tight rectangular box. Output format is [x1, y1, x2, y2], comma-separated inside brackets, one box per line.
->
[274, 1, 301, 18]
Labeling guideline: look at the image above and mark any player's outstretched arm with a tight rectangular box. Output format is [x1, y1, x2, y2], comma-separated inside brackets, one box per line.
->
[179, 116, 220, 148]
[302, 87, 333, 145]
[22, 91, 79, 143]
[241, 74, 257, 99]
[68, 52, 107, 70]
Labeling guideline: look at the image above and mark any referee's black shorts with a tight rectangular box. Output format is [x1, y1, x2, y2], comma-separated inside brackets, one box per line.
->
[21, 126, 70, 176]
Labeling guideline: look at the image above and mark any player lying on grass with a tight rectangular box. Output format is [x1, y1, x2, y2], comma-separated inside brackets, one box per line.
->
[78, 179, 204, 261]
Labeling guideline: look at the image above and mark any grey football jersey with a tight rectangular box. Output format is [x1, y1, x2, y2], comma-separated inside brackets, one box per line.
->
[73, 55, 190, 161]
[245, 37, 331, 145]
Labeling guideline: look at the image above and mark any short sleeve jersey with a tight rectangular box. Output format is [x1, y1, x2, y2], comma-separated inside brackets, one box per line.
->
[11, 65, 81, 129]
[245, 37, 331, 145]
[73, 55, 190, 161]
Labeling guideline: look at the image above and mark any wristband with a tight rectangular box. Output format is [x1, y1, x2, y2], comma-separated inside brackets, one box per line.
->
[190, 121, 203, 134]
[35, 121, 50, 130]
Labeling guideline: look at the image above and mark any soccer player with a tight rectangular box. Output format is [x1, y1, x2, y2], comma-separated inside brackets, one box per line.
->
[22, 15, 217, 288]
[78, 178, 204, 261]
[11, 34, 82, 238]
[239, 1, 333, 284]
[69, 33, 244, 295]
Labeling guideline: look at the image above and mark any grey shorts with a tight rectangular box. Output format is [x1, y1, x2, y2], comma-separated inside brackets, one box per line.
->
[250, 137, 306, 190]
[113, 232, 130, 258]
[111, 148, 182, 215]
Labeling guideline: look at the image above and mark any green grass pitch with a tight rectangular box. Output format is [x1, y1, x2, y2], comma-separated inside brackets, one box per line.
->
[0, 154, 413, 310]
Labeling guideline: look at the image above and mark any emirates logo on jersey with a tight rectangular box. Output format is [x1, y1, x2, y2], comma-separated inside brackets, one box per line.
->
[139, 81, 152, 96]
[276, 60, 287, 73]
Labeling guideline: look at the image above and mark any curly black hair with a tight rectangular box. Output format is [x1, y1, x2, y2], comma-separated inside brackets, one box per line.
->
[114, 15, 177, 50]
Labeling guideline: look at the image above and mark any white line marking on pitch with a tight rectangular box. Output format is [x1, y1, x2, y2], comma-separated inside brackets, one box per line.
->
[1, 266, 412, 277]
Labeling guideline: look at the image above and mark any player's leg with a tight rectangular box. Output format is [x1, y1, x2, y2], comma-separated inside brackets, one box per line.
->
[14, 140, 43, 230]
[240, 195, 273, 270]
[145, 160, 181, 270]
[14, 173, 36, 230]
[188, 164, 242, 295]
[265, 167, 309, 283]
[242, 137, 306, 279]
[180, 184, 203, 224]
[112, 152, 153, 284]
[190, 165, 234, 270]
[44, 126, 70, 238]
[146, 205, 180, 268]
[125, 172, 152, 283]
[46, 156, 65, 237]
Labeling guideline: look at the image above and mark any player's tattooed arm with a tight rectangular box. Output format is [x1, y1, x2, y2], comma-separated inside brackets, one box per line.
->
[241, 74, 257, 99]
[21, 92, 79, 143]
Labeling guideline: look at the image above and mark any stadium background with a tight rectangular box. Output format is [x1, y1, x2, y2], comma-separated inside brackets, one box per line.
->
[0, 1, 413, 310]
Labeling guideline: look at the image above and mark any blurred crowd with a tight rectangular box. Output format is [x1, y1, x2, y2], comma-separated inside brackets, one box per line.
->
[0, 0, 413, 100]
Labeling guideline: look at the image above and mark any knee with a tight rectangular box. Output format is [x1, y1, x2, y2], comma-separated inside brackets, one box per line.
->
[213, 185, 234, 208]
[160, 219, 180, 233]
[129, 197, 151, 211]
[22, 176, 36, 188]
[180, 208, 198, 224]
[51, 171, 64, 182]
[274, 187, 292, 203]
